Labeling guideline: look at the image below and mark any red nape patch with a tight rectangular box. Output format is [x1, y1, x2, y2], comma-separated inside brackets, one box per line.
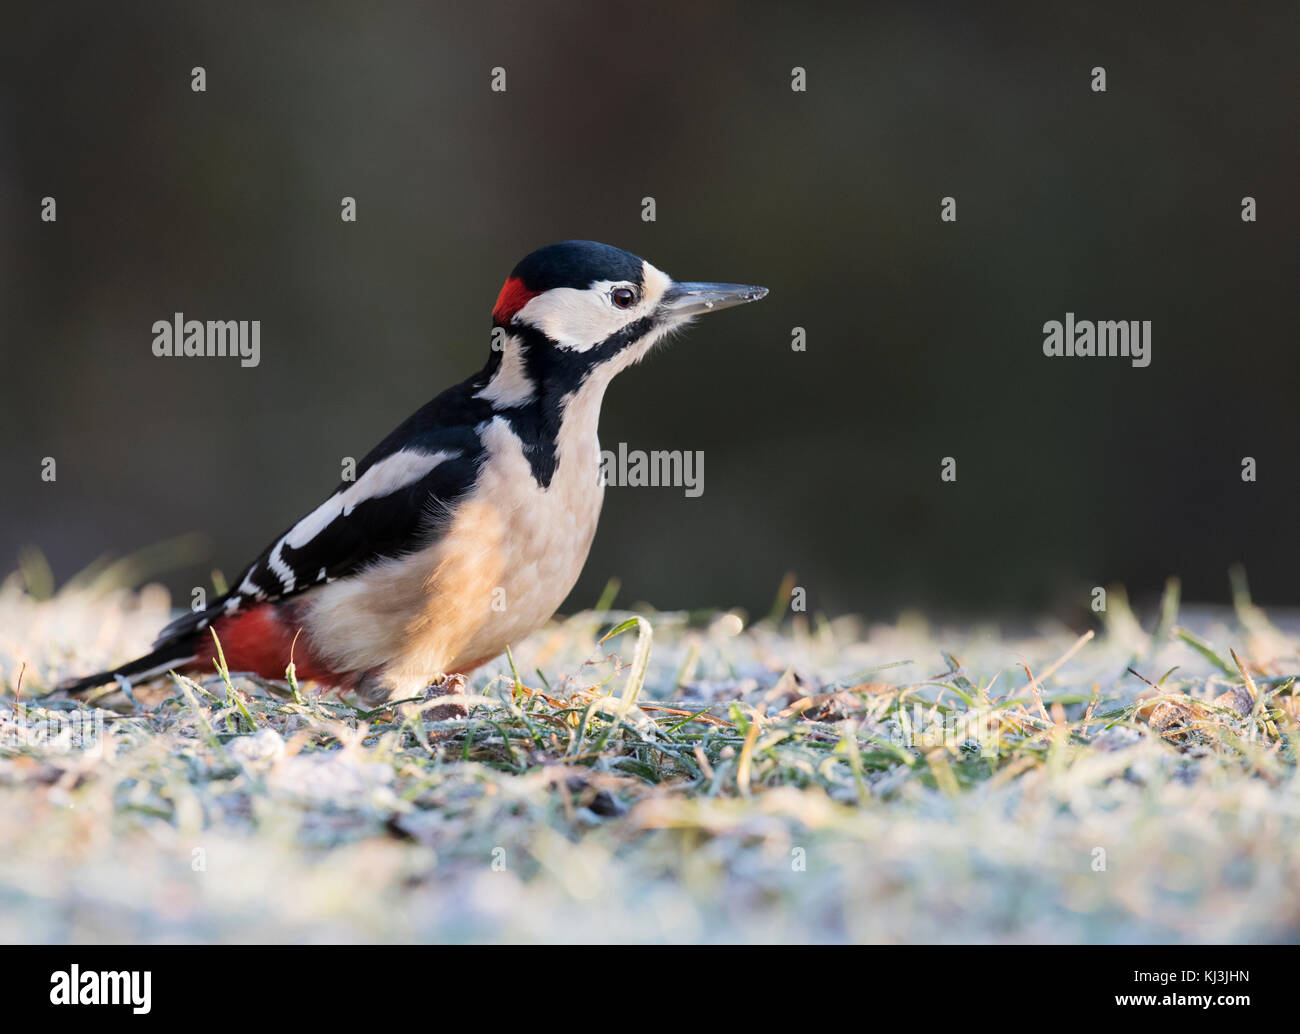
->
[492, 275, 541, 323]
[195, 604, 345, 688]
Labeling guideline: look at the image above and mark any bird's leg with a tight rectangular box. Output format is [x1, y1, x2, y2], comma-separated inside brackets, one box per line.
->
[352, 667, 398, 709]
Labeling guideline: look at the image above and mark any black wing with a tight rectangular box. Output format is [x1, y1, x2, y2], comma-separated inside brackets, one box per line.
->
[153, 377, 495, 648]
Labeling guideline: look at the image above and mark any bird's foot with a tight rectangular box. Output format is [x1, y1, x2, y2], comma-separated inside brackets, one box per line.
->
[422, 673, 469, 722]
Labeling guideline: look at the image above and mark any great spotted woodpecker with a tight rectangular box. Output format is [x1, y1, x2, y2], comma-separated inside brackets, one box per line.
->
[64, 241, 768, 705]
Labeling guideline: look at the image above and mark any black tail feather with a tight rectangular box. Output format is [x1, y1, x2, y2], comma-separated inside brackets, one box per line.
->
[59, 642, 197, 695]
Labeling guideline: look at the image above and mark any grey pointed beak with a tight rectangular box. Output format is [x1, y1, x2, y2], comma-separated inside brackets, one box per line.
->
[661, 281, 769, 318]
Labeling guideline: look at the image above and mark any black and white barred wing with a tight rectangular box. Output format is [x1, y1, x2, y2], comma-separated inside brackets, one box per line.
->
[152, 442, 482, 648]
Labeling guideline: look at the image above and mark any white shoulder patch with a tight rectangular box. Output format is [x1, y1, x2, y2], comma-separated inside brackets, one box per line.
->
[240, 448, 458, 596]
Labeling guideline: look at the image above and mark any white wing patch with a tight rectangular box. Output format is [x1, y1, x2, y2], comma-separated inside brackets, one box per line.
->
[240, 448, 458, 596]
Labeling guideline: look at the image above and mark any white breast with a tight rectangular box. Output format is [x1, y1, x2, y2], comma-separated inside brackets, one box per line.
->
[449, 407, 606, 658]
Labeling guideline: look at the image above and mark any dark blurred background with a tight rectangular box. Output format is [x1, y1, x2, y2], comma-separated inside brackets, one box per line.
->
[1, 1, 1297, 622]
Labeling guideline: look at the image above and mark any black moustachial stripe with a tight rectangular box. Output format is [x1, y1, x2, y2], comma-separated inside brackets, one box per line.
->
[488, 315, 654, 487]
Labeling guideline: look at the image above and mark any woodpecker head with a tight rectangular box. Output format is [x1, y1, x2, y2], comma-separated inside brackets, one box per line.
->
[488, 241, 767, 391]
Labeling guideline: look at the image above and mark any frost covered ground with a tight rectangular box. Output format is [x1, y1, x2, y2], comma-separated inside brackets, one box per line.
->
[1, 567, 1297, 943]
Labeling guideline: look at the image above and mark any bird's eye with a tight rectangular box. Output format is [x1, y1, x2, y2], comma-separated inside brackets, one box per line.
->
[611, 287, 637, 309]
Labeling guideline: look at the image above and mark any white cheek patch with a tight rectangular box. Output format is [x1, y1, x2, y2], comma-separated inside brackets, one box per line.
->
[515, 285, 623, 351]
[514, 264, 672, 352]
